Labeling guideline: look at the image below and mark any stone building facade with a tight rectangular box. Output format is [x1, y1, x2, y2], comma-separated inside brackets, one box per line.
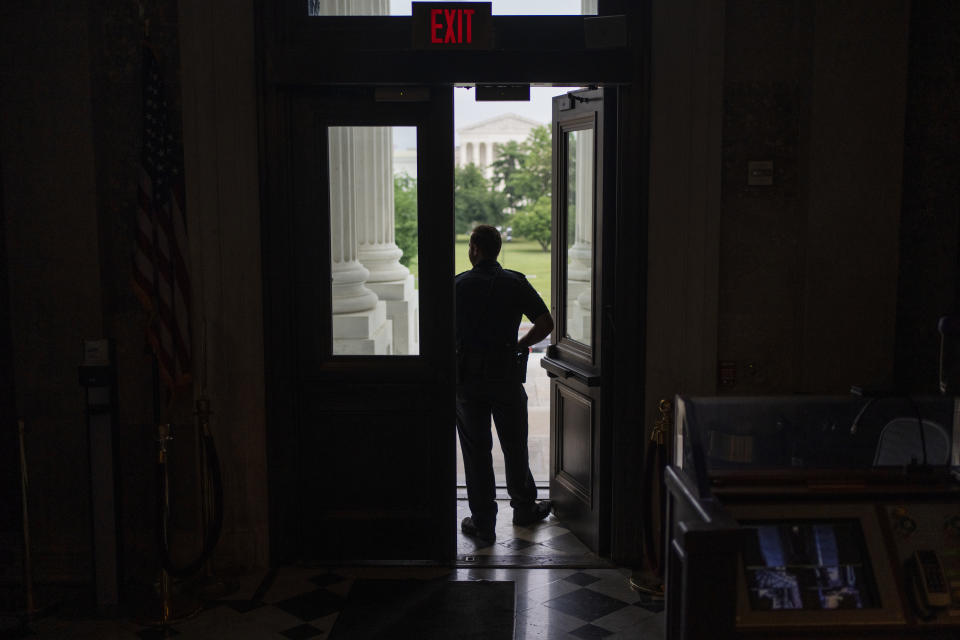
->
[455, 113, 543, 180]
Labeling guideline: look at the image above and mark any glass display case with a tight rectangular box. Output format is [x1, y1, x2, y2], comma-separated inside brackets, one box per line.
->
[665, 395, 960, 640]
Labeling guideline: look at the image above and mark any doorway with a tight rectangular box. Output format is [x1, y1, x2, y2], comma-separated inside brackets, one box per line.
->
[452, 85, 574, 491]
[451, 85, 615, 567]
[261, 84, 616, 566]
[260, 5, 640, 568]
[261, 85, 618, 565]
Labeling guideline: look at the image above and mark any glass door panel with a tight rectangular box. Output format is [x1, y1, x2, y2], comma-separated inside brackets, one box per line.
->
[328, 125, 420, 356]
[552, 105, 597, 368]
[565, 128, 594, 347]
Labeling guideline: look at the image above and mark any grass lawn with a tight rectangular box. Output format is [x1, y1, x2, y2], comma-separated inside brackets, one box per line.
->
[408, 234, 552, 304]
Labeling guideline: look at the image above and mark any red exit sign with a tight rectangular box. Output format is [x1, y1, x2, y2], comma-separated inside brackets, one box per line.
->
[412, 2, 492, 49]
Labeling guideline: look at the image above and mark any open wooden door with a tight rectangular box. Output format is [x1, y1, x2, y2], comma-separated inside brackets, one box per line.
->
[541, 88, 613, 554]
[263, 86, 456, 564]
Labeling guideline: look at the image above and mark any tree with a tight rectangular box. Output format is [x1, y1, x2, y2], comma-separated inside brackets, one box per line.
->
[394, 173, 418, 268]
[506, 125, 552, 208]
[455, 164, 505, 233]
[511, 195, 552, 252]
[488, 125, 553, 251]
[489, 140, 526, 210]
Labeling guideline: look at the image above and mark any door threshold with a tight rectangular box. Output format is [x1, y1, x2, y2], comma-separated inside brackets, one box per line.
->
[456, 487, 550, 500]
[455, 555, 614, 569]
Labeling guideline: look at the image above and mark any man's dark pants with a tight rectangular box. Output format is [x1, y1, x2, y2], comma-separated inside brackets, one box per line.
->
[456, 379, 538, 531]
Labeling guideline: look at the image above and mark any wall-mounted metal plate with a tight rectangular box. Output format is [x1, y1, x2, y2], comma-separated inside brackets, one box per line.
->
[584, 15, 628, 49]
[476, 84, 530, 101]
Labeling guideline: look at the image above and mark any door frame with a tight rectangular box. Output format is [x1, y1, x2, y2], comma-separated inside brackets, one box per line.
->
[257, 0, 651, 566]
[551, 89, 607, 371]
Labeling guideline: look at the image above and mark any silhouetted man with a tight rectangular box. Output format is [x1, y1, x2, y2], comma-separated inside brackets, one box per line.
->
[455, 224, 554, 543]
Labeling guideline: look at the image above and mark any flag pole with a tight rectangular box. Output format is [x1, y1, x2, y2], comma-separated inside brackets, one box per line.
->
[133, 30, 201, 625]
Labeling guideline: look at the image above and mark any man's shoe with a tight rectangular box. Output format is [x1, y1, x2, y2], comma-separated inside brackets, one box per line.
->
[461, 516, 496, 544]
[513, 500, 553, 526]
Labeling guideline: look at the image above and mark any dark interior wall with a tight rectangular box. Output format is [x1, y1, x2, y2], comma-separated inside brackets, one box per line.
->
[177, 0, 269, 571]
[3, 0, 956, 582]
[800, 0, 909, 393]
[719, 0, 910, 394]
[0, 0, 192, 586]
[0, 0, 102, 582]
[0, 160, 17, 541]
[2, 0, 269, 587]
[719, 0, 808, 393]
[894, 0, 960, 393]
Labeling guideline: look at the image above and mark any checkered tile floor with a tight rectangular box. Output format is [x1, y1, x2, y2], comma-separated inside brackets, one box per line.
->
[9, 565, 663, 639]
[457, 498, 605, 567]
[8, 500, 663, 639]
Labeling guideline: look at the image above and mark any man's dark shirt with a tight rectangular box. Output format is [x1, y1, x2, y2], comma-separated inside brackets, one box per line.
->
[455, 258, 549, 351]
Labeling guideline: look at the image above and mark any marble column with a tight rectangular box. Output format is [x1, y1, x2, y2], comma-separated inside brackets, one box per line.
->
[311, 0, 404, 355]
[308, 0, 387, 16]
[567, 128, 593, 344]
[329, 127, 393, 355]
[354, 126, 419, 355]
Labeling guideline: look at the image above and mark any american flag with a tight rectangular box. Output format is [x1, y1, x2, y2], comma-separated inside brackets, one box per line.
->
[133, 45, 192, 392]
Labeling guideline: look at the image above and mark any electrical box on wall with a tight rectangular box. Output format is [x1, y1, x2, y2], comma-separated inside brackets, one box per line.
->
[748, 160, 773, 186]
[718, 360, 736, 388]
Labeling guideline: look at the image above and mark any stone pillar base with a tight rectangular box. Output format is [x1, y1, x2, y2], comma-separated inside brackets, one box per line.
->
[367, 274, 419, 356]
[367, 273, 414, 300]
[571, 301, 592, 344]
[383, 293, 419, 355]
[566, 280, 591, 342]
[568, 279, 590, 303]
[333, 301, 394, 355]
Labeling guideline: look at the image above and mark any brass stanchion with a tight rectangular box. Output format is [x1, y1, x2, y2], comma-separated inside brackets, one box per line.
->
[135, 423, 201, 627]
[629, 398, 672, 599]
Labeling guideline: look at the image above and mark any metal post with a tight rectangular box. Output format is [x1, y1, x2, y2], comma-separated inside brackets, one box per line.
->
[134, 423, 201, 627]
[630, 398, 672, 598]
[158, 423, 173, 624]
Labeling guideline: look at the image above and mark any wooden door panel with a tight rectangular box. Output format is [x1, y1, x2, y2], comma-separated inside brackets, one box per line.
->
[264, 86, 455, 564]
[555, 384, 593, 503]
[551, 379, 599, 552]
[298, 409, 446, 562]
[298, 411, 434, 508]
